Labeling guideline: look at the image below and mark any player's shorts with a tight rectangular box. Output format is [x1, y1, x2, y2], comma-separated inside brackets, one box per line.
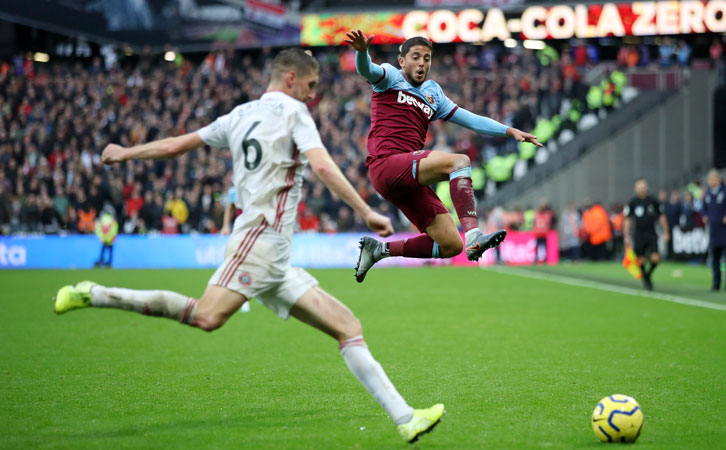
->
[208, 217, 318, 319]
[633, 232, 658, 257]
[368, 150, 449, 232]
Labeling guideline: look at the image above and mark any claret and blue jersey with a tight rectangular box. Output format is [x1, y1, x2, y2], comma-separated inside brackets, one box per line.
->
[356, 50, 509, 166]
[366, 63, 458, 164]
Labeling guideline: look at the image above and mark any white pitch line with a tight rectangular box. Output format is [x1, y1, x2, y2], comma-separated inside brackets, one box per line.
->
[486, 266, 726, 311]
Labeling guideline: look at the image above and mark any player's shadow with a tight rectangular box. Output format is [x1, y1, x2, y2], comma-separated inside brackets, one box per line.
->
[60, 409, 329, 441]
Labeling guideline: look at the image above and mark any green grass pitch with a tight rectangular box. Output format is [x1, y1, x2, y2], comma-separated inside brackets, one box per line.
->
[1, 263, 725, 449]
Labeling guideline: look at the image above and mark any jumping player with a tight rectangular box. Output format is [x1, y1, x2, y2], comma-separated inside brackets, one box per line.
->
[344, 30, 542, 282]
[53, 49, 443, 444]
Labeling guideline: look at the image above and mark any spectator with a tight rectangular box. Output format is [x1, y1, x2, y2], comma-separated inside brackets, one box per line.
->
[582, 202, 612, 260]
[299, 206, 320, 232]
[532, 199, 555, 263]
[125, 182, 144, 219]
[165, 187, 189, 227]
[336, 206, 354, 232]
[161, 210, 179, 235]
[559, 201, 581, 261]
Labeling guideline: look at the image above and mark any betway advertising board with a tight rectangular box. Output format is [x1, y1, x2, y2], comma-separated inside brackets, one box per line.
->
[302, 1, 726, 46]
[0, 231, 558, 269]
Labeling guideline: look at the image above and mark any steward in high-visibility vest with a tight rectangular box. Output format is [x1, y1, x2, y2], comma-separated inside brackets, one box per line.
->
[486, 155, 514, 183]
[471, 166, 486, 194]
[94, 213, 118, 268]
[587, 85, 603, 111]
[611, 70, 626, 97]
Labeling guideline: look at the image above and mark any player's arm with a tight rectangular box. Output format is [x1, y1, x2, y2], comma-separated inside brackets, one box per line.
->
[623, 215, 632, 247]
[306, 147, 393, 237]
[449, 107, 543, 146]
[220, 203, 235, 236]
[344, 29, 385, 84]
[102, 132, 205, 164]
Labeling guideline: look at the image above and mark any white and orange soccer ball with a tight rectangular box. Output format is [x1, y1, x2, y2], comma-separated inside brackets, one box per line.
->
[591, 394, 644, 443]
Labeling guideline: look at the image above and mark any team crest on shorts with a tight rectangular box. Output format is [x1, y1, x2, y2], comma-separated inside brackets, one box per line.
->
[413, 150, 425, 155]
[238, 272, 252, 286]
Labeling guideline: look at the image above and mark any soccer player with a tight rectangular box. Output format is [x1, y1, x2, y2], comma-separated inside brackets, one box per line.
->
[344, 30, 542, 282]
[623, 179, 670, 290]
[53, 48, 443, 444]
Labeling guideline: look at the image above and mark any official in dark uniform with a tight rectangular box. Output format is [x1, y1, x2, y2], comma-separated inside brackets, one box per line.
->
[623, 179, 670, 290]
[702, 169, 726, 290]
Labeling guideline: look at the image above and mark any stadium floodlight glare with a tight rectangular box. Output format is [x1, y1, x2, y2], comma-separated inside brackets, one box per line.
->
[523, 39, 545, 50]
[504, 39, 517, 48]
[164, 51, 176, 62]
[33, 52, 49, 63]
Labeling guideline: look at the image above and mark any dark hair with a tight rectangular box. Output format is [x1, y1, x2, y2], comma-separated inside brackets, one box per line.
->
[399, 36, 433, 58]
[270, 48, 319, 80]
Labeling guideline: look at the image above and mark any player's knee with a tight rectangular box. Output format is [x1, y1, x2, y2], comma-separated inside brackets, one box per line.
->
[339, 316, 362, 342]
[195, 313, 225, 332]
[651, 254, 660, 264]
[453, 154, 471, 171]
[440, 239, 464, 258]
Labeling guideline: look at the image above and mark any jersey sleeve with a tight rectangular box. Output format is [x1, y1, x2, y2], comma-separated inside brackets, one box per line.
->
[371, 63, 398, 93]
[292, 105, 325, 153]
[197, 113, 232, 149]
[431, 82, 459, 121]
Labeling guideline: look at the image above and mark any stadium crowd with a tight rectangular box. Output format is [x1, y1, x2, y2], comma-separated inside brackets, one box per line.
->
[0, 37, 721, 237]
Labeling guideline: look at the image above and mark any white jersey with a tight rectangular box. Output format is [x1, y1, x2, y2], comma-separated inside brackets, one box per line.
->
[198, 92, 324, 241]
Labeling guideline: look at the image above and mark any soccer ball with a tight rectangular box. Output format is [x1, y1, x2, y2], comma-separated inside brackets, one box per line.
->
[591, 394, 644, 443]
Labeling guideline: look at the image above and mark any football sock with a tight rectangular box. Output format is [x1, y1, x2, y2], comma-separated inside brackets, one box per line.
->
[90, 286, 197, 324]
[387, 235, 441, 258]
[340, 336, 414, 425]
[639, 263, 647, 277]
[449, 167, 478, 233]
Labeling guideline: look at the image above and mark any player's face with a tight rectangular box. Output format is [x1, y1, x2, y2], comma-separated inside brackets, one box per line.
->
[398, 45, 432, 87]
[291, 70, 319, 103]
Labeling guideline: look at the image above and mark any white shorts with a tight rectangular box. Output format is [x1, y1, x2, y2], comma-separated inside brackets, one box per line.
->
[208, 218, 318, 319]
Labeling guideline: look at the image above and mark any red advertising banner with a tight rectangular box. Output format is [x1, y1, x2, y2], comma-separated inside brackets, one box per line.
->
[373, 231, 559, 268]
[301, 1, 726, 46]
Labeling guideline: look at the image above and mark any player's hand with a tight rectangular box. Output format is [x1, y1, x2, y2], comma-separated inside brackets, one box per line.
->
[344, 29, 374, 52]
[220, 223, 231, 236]
[507, 128, 543, 147]
[364, 210, 394, 237]
[624, 236, 632, 247]
[102, 144, 127, 165]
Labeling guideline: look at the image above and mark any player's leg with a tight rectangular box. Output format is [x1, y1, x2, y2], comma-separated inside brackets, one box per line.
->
[54, 279, 248, 330]
[711, 245, 723, 290]
[417, 150, 506, 261]
[289, 286, 443, 442]
[417, 151, 477, 230]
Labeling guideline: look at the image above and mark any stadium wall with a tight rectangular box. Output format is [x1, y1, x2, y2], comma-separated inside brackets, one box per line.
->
[0, 232, 558, 269]
[487, 69, 716, 210]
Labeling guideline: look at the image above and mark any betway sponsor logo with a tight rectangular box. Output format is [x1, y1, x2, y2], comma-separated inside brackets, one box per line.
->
[0, 243, 27, 267]
[397, 91, 434, 120]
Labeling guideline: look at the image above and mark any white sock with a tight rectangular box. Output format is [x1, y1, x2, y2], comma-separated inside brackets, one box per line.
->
[340, 336, 414, 425]
[91, 286, 197, 324]
[465, 228, 480, 242]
